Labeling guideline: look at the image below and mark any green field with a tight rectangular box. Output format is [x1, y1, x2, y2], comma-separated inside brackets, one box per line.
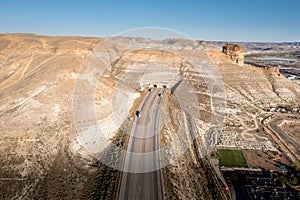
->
[218, 149, 248, 168]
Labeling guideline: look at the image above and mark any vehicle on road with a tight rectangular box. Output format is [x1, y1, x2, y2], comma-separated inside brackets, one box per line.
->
[136, 110, 141, 118]
[119, 86, 164, 200]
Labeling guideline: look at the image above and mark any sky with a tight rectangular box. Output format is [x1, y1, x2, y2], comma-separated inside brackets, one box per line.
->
[0, 0, 299, 42]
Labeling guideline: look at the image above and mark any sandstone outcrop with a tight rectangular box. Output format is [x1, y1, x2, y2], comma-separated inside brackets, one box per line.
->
[263, 66, 281, 76]
[223, 43, 244, 65]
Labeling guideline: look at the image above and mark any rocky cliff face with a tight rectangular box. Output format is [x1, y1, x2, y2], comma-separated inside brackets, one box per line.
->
[222, 43, 244, 65]
[263, 66, 281, 76]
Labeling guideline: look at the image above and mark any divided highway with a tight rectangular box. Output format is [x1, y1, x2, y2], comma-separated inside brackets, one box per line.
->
[118, 87, 165, 200]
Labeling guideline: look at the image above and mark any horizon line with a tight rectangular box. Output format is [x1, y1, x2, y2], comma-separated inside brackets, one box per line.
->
[1, 32, 299, 44]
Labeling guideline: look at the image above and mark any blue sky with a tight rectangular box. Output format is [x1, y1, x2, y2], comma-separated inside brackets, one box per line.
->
[0, 0, 299, 42]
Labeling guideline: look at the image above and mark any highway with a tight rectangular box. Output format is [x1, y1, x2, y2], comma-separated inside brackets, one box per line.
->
[268, 118, 300, 161]
[118, 87, 165, 200]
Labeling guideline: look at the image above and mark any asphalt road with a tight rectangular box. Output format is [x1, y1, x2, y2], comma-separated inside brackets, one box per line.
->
[118, 88, 165, 200]
[269, 118, 300, 161]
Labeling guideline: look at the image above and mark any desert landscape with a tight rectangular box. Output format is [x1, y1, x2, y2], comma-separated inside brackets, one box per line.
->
[2, 0, 300, 199]
[0, 33, 299, 199]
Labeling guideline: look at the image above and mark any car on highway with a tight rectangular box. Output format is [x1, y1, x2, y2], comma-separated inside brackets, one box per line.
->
[136, 110, 141, 118]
